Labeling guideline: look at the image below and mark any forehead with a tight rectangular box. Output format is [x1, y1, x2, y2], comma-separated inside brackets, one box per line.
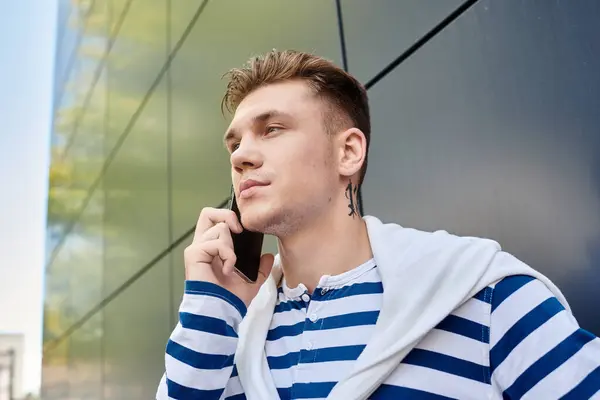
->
[229, 80, 319, 127]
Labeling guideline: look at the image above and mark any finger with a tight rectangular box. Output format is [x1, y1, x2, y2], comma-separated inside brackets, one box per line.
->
[222, 262, 235, 277]
[194, 208, 242, 239]
[184, 244, 218, 281]
[183, 244, 205, 265]
[198, 239, 237, 271]
[195, 208, 241, 238]
[197, 224, 236, 276]
[202, 224, 235, 273]
[199, 222, 233, 243]
[255, 253, 275, 285]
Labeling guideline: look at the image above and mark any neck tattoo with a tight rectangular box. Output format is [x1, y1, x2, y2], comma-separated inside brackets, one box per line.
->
[345, 180, 359, 218]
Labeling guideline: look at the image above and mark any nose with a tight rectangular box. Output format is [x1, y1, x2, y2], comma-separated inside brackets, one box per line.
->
[230, 136, 263, 173]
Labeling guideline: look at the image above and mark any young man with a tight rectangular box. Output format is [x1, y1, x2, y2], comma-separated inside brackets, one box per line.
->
[157, 50, 600, 399]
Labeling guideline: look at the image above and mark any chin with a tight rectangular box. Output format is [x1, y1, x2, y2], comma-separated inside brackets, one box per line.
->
[243, 205, 306, 239]
[239, 201, 280, 232]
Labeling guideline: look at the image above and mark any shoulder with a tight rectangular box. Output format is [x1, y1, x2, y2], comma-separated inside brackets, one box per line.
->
[486, 275, 600, 398]
[490, 275, 563, 314]
[487, 275, 575, 344]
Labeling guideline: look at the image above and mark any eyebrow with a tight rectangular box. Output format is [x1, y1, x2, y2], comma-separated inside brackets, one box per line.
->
[223, 110, 293, 145]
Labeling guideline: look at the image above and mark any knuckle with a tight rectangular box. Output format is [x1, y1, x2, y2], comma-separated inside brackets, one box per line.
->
[199, 207, 215, 219]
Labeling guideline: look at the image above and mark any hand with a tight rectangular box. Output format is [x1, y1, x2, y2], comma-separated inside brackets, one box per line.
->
[184, 207, 274, 307]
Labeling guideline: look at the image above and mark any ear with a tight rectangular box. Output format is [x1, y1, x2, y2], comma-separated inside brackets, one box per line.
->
[336, 127, 367, 179]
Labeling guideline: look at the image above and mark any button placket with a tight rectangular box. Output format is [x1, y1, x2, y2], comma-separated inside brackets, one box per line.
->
[303, 296, 321, 357]
[299, 329, 319, 368]
[306, 294, 321, 324]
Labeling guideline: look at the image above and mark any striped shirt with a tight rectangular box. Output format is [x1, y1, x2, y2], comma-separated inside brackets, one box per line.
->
[159, 259, 600, 399]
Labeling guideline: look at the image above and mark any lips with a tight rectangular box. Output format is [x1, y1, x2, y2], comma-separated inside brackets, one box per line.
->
[239, 179, 269, 197]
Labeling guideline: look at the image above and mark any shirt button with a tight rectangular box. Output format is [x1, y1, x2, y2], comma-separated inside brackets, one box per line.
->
[306, 341, 314, 350]
[301, 293, 310, 302]
[309, 313, 318, 322]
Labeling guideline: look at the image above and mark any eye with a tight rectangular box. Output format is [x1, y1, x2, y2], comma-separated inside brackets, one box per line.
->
[230, 142, 240, 152]
[266, 125, 282, 134]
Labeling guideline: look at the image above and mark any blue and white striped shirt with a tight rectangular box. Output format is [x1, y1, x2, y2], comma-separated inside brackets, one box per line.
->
[159, 259, 600, 399]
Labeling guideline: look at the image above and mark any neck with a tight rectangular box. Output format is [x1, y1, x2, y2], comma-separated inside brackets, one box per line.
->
[277, 191, 373, 293]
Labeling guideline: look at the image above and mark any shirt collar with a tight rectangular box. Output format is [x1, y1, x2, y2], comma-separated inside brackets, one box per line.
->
[280, 258, 376, 300]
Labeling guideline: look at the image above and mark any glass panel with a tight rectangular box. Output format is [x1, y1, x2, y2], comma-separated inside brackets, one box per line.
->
[170, 0, 203, 44]
[104, 80, 169, 295]
[106, 0, 167, 152]
[60, 65, 106, 217]
[46, 103, 77, 260]
[54, 0, 75, 96]
[169, 0, 342, 239]
[43, 191, 105, 396]
[362, 0, 600, 334]
[170, 238, 192, 323]
[103, 261, 171, 399]
[109, 0, 131, 37]
[341, 0, 464, 83]
[55, 0, 108, 135]
[45, 54, 107, 328]
[40, 338, 70, 400]
[54, 0, 95, 99]
[47, 67, 97, 261]
[70, 186, 105, 319]
[55, 0, 73, 45]
[43, 248, 73, 348]
[44, 177, 104, 341]
[47, 0, 109, 260]
[68, 313, 103, 399]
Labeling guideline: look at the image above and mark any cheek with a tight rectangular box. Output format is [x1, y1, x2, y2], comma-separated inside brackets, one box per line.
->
[284, 148, 334, 193]
[290, 142, 328, 173]
[269, 135, 335, 192]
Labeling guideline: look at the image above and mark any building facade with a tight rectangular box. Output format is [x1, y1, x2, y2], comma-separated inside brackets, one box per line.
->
[0, 333, 24, 400]
[42, 1, 600, 398]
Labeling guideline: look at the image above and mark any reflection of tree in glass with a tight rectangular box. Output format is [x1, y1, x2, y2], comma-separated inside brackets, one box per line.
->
[44, 1, 347, 396]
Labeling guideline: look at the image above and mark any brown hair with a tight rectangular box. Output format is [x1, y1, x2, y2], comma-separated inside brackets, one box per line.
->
[221, 49, 371, 184]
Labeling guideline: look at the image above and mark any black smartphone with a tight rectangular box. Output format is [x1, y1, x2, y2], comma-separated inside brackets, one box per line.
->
[228, 185, 264, 283]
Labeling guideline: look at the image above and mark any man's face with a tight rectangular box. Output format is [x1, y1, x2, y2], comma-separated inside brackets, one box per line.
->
[224, 80, 339, 235]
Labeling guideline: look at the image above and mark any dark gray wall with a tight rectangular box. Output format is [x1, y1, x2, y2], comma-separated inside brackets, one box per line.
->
[360, 0, 600, 334]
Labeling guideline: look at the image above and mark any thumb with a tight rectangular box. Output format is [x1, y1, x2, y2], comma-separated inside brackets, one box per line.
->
[255, 253, 275, 285]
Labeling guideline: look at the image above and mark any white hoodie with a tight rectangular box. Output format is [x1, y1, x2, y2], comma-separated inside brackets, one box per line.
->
[234, 215, 571, 400]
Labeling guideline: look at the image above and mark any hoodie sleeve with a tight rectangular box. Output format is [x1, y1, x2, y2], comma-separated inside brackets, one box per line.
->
[489, 275, 600, 399]
[156, 281, 247, 399]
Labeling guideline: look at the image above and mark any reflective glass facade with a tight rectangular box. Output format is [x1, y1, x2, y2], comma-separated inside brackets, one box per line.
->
[42, 1, 600, 398]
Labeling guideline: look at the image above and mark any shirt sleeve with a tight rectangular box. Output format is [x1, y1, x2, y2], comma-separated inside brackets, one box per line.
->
[489, 275, 600, 399]
[156, 281, 247, 399]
